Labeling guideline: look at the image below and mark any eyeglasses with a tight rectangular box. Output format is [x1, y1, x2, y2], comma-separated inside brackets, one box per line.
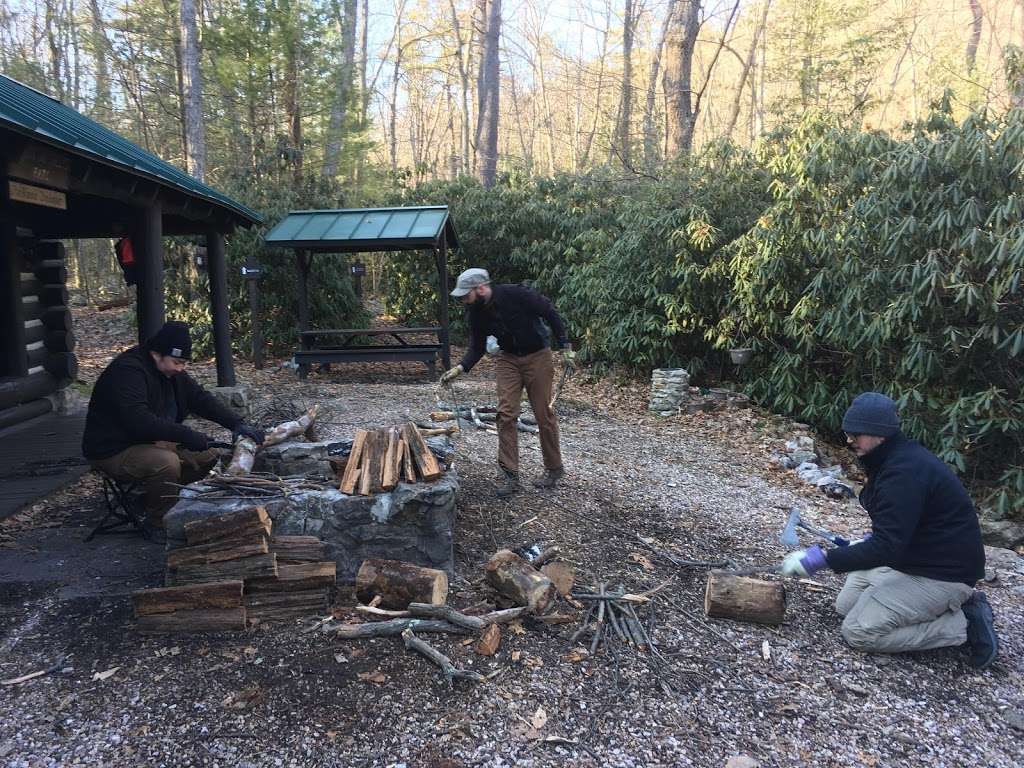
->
[844, 432, 863, 440]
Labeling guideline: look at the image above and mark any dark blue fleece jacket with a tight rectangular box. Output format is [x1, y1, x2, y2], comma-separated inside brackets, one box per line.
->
[825, 432, 984, 586]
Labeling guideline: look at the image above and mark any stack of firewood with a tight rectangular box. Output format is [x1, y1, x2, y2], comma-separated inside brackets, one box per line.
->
[338, 422, 443, 496]
[132, 506, 336, 632]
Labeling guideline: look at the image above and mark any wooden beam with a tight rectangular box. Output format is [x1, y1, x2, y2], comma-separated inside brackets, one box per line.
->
[296, 250, 311, 336]
[136, 201, 164, 343]
[206, 228, 236, 386]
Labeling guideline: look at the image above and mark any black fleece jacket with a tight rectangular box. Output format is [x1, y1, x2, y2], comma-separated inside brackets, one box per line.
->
[459, 284, 568, 373]
[825, 432, 984, 586]
[82, 346, 241, 460]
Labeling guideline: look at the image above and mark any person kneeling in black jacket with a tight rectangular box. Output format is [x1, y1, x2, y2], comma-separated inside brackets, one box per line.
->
[779, 392, 999, 669]
[82, 321, 264, 529]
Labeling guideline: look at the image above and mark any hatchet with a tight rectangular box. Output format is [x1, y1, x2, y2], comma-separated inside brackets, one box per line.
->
[779, 507, 850, 548]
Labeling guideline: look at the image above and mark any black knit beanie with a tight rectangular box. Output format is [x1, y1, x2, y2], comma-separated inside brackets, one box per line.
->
[146, 321, 192, 361]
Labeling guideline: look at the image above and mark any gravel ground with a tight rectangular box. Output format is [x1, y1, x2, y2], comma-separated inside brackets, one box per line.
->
[1, 307, 1022, 768]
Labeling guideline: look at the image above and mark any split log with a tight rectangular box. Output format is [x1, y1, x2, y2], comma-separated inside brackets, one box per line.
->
[339, 429, 368, 494]
[226, 437, 258, 476]
[359, 429, 385, 495]
[475, 624, 501, 656]
[417, 425, 459, 437]
[170, 553, 278, 586]
[270, 535, 325, 563]
[381, 428, 399, 491]
[183, 506, 272, 547]
[263, 405, 319, 447]
[245, 589, 329, 622]
[132, 580, 244, 616]
[484, 549, 557, 614]
[402, 628, 486, 685]
[401, 438, 416, 483]
[334, 618, 469, 639]
[165, 540, 269, 570]
[354, 558, 449, 610]
[541, 562, 575, 596]
[246, 562, 336, 592]
[136, 607, 247, 633]
[402, 423, 442, 480]
[704, 572, 786, 626]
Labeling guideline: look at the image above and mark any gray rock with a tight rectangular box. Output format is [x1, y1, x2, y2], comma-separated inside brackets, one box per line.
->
[164, 469, 459, 580]
[979, 519, 1024, 549]
[211, 384, 253, 421]
[725, 757, 759, 768]
[1003, 708, 1024, 732]
[984, 545, 1022, 573]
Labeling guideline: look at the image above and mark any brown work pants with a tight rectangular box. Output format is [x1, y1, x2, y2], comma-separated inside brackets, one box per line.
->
[90, 442, 218, 526]
[495, 348, 562, 474]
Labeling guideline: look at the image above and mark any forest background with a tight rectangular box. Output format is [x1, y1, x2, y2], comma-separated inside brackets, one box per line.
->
[3, 0, 1024, 517]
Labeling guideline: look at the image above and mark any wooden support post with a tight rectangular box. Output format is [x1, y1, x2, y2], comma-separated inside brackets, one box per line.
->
[206, 228, 236, 387]
[437, 233, 451, 369]
[0, 215, 27, 377]
[296, 249, 311, 339]
[136, 201, 164, 343]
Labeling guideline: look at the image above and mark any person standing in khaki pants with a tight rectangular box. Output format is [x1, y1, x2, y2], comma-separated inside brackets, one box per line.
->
[441, 268, 574, 497]
[83, 321, 265, 531]
[779, 392, 999, 669]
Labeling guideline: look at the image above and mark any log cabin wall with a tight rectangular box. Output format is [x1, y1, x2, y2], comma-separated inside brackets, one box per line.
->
[0, 235, 76, 429]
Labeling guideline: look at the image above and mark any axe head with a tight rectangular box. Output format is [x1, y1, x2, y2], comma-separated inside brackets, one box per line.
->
[780, 507, 801, 547]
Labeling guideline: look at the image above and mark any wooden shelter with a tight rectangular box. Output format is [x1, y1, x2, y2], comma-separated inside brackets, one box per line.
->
[263, 206, 458, 377]
[0, 74, 261, 431]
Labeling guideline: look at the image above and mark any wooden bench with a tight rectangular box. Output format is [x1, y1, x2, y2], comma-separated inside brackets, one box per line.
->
[294, 327, 442, 378]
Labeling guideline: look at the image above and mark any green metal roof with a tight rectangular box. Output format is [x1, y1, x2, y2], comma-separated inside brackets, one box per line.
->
[0, 74, 261, 226]
[264, 206, 458, 252]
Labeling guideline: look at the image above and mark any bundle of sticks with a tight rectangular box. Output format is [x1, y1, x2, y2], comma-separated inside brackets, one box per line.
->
[431, 406, 539, 434]
[568, 584, 657, 655]
[337, 422, 444, 496]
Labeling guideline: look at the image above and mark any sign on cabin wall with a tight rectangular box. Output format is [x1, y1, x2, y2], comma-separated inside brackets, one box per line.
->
[8, 145, 71, 190]
[8, 180, 67, 210]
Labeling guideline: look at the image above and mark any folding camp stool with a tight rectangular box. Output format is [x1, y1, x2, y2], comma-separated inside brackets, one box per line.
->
[85, 469, 150, 541]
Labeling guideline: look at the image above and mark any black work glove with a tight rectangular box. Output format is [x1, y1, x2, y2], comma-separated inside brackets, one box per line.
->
[233, 423, 266, 446]
[181, 431, 214, 452]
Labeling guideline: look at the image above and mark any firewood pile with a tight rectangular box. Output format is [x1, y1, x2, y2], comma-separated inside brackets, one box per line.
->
[131, 506, 336, 632]
[337, 422, 445, 496]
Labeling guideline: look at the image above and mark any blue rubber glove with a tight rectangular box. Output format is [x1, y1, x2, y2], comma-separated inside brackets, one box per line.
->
[781, 545, 829, 577]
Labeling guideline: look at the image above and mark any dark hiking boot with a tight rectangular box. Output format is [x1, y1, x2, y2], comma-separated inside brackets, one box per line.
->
[532, 467, 565, 490]
[496, 469, 521, 498]
[962, 591, 998, 669]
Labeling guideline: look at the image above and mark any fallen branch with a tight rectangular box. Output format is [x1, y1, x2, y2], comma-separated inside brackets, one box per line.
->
[402, 628, 486, 686]
[407, 602, 484, 631]
[333, 618, 470, 639]
[1, 654, 65, 686]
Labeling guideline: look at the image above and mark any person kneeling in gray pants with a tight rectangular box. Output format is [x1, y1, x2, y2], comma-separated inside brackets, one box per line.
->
[779, 392, 998, 669]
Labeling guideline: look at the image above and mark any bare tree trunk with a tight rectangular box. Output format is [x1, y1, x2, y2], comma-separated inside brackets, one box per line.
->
[643, 0, 674, 166]
[664, 0, 701, 156]
[724, 0, 771, 141]
[615, 0, 635, 166]
[180, 0, 206, 181]
[966, 0, 982, 72]
[448, 0, 473, 175]
[322, 0, 358, 179]
[44, 0, 65, 100]
[88, 0, 111, 119]
[282, 0, 303, 184]
[475, 0, 502, 187]
[390, 47, 402, 174]
[580, 1, 612, 167]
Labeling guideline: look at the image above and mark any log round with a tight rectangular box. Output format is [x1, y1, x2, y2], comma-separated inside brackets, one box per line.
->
[484, 549, 557, 614]
[355, 558, 449, 610]
[43, 351, 78, 381]
[704, 572, 786, 626]
[40, 284, 69, 307]
[41, 306, 72, 332]
[34, 263, 68, 284]
[20, 277, 41, 297]
[46, 330, 76, 353]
